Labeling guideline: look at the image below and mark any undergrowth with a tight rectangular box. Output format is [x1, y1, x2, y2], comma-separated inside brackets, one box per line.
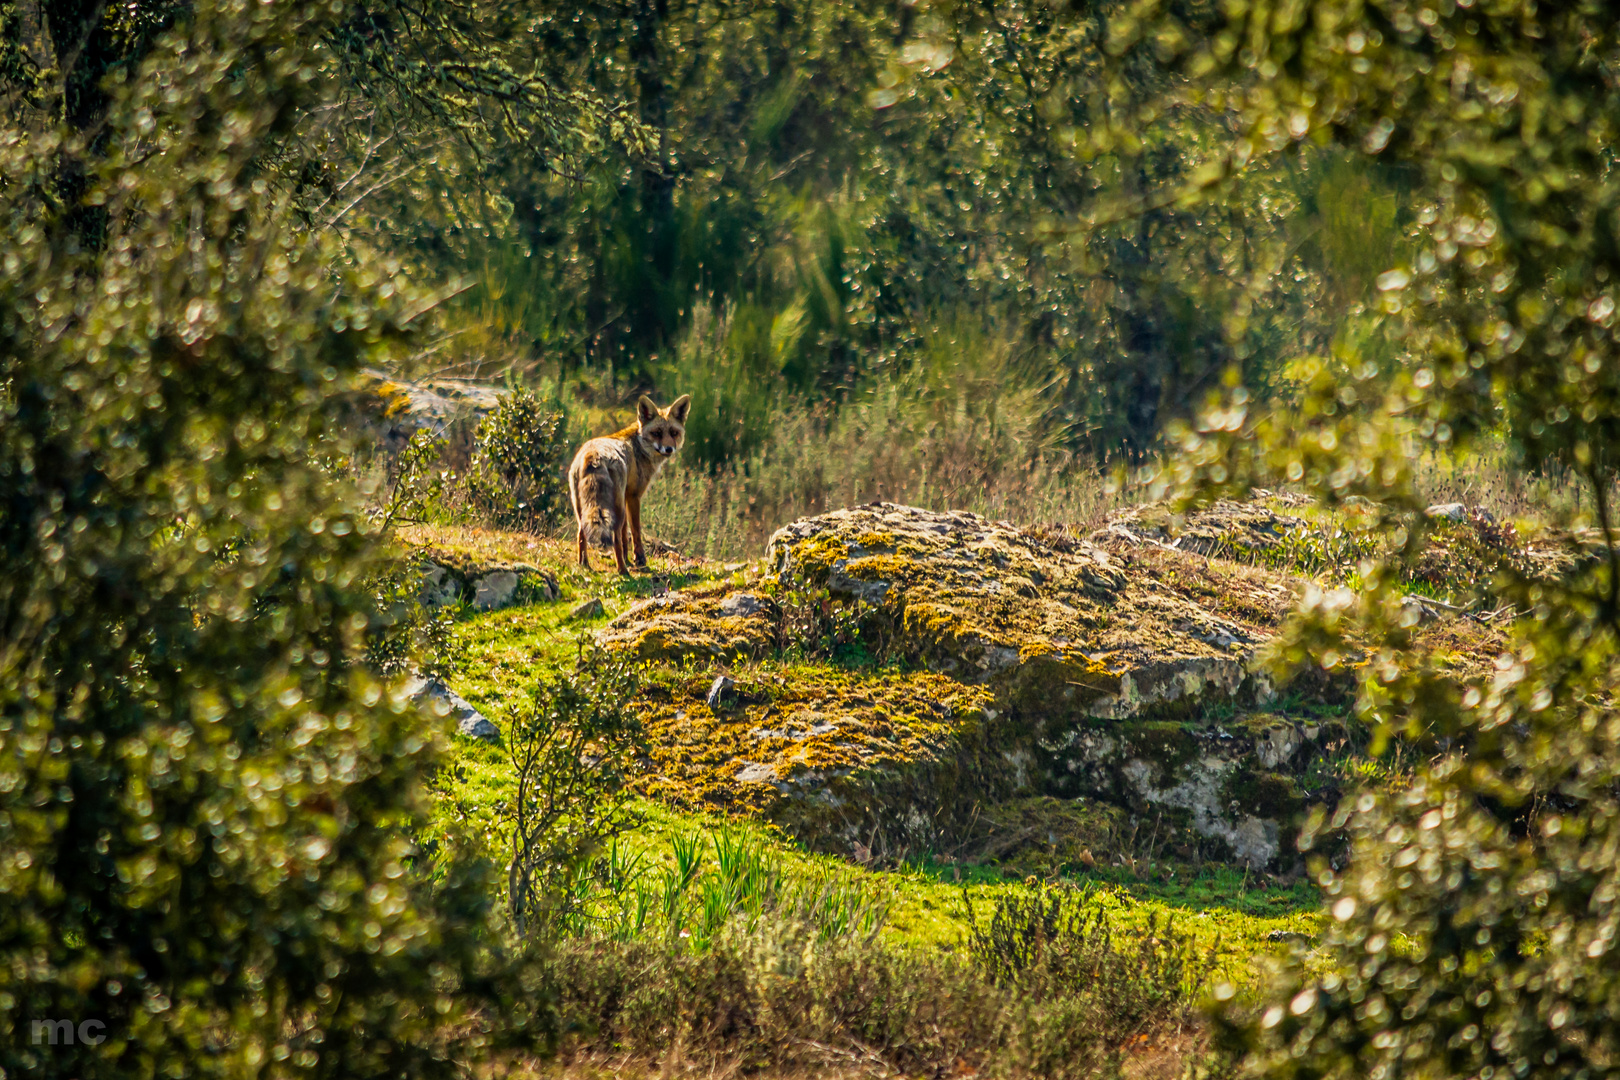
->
[546, 885, 1224, 1080]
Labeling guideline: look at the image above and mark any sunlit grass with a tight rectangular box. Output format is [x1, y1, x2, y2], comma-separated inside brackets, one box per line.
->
[411, 527, 1330, 993]
[428, 702, 1323, 987]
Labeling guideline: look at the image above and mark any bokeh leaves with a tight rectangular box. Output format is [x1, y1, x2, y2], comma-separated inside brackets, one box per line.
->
[0, 2, 549, 1075]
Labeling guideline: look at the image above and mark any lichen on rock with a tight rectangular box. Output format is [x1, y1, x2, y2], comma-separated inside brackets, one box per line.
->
[591, 501, 1502, 868]
[631, 664, 999, 845]
[767, 503, 1292, 723]
[595, 593, 777, 662]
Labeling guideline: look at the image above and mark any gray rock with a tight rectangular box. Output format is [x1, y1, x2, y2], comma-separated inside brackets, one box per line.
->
[570, 597, 605, 620]
[413, 564, 551, 613]
[1254, 724, 1304, 769]
[718, 592, 768, 617]
[360, 368, 505, 454]
[1425, 502, 1468, 522]
[472, 570, 520, 611]
[735, 761, 777, 784]
[706, 675, 736, 709]
[406, 676, 500, 742]
[458, 713, 500, 741]
[419, 563, 463, 608]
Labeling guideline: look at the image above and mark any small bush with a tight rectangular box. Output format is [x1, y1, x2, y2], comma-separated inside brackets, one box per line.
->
[466, 388, 572, 530]
[770, 569, 896, 667]
[506, 645, 646, 938]
[378, 428, 458, 531]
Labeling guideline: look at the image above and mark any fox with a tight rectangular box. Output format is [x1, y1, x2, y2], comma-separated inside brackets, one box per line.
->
[566, 393, 692, 574]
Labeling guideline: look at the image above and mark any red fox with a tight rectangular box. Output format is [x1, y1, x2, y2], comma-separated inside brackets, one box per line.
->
[567, 394, 691, 574]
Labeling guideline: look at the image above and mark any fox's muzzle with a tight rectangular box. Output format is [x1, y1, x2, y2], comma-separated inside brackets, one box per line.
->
[659, 445, 674, 456]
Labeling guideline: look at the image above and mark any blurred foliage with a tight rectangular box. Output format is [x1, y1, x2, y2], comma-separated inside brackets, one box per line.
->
[362, 570, 467, 687]
[0, 0, 630, 1074]
[1072, 2, 1620, 1079]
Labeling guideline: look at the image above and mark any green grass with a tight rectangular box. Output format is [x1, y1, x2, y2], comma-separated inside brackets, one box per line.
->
[429, 723, 1322, 987]
[411, 529, 1326, 992]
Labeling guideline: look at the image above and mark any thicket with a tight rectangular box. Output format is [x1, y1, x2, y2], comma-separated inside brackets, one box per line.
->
[0, 0, 631, 1074]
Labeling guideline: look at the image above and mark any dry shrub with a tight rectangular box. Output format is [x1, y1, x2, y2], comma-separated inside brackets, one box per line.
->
[546, 892, 1214, 1080]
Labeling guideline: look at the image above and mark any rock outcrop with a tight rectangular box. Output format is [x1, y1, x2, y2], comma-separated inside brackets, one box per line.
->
[351, 369, 505, 453]
[766, 503, 1293, 724]
[601, 502, 1347, 867]
[596, 592, 777, 662]
[417, 554, 558, 612]
[592, 498, 1555, 868]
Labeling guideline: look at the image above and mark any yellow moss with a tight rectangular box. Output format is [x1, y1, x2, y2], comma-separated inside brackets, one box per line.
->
[791, 535, 853, 575]
[854, 530, 900, 549]
[1018, 640, 1060, 662]
[630, 662, 995, 819]
[843, 554, 922, 581]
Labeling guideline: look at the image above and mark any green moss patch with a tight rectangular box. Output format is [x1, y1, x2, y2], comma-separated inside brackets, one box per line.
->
[632, 661, 997, 836]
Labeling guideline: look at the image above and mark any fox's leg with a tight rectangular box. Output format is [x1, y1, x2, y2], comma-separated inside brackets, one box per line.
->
[569, 472, 590, 570]
[612, 515, 631, 576]
[577, 523, 592, 571]
[628, 493, 647, 567]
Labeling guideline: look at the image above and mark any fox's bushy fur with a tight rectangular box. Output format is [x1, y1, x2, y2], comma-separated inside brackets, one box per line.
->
[566, 394, 691, 574]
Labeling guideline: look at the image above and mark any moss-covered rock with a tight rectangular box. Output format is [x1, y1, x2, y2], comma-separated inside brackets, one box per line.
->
[595, 593, 777, 662]
[587, 503, 1336, 865]
[1036, 713, 1330, 866]
[587, 502, 1526, 867]
[767, 503, 1293, 721]
[631, 664, 1001, 852]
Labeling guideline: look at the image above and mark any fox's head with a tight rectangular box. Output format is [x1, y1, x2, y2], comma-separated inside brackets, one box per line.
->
[636, 394, 691, 458]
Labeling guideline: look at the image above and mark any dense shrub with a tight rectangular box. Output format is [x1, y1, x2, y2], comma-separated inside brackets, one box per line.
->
[466, 389, 572, 530]
[0, 3, 566, 1075]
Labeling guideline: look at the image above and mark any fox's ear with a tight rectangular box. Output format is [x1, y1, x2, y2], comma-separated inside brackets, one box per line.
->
[667, 394, 692, 424]
[636, 395, 659, 424]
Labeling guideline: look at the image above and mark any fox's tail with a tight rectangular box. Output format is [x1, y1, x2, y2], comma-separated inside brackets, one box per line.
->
[584, 504, 618, 548]
[573, 462, 620, 548]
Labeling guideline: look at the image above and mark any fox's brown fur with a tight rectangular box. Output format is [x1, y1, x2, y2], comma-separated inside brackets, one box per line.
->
[566, 394, 691, 574]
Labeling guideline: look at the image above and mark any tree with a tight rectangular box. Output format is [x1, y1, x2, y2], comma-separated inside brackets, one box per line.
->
[0, 1, 615, 1073]
[1100, 2, 1620, 1078]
